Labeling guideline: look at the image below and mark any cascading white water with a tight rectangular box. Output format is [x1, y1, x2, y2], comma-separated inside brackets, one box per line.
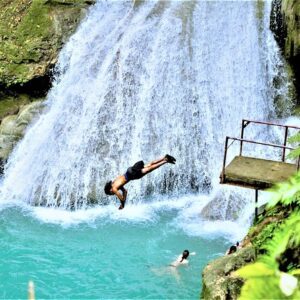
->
[0, 1, 294, 212]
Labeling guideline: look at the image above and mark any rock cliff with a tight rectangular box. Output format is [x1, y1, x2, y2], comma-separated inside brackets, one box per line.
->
[201, 203, 294, 299]
[0, 0, 95, 162]
[271, 0, 300, 102]
[201, 246, 256, 300]
[0, 0, 94, 89]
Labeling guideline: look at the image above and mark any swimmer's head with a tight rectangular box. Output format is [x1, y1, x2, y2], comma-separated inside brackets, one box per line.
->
[180, 249, 190, 262]
[182, 250, 190, 259]
[104, 181, 114, 195]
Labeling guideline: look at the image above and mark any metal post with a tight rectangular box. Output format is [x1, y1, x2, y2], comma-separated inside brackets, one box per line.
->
[221, 137, 229, 183]
[282, 126, 288, 162]
[255, 189, 258, 222]
[240, 120, 251, 156]
[240, 120, 245, 156]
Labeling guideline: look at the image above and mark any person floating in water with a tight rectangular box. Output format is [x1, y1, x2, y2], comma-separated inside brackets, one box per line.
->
[104, 154, 176, 209]
[170, 250, 196, 267]
[151, 249, 196, 282]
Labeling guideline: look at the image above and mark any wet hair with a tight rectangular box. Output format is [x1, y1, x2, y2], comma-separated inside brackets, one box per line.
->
[180, 250, 190, 262]
[104, 181, 113, 195]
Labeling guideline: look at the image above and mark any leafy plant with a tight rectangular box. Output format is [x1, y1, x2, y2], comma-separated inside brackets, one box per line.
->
[252, 221, 279, 251]
[236, 210, 300, 299]
[267, 174, 300, 208]
[287, 132, 300, 161]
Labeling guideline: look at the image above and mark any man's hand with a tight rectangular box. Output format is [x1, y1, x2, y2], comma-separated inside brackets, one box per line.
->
[122, 188, 128, 201]
[118, 201, 125, 210]
[113, 187, 127, 210]
[119, 187, 127, 210]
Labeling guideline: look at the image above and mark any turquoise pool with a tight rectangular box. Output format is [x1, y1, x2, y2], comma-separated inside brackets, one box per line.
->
[0, 197, 243, 299]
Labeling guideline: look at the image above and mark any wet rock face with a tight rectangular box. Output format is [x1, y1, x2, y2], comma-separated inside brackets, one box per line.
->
[271, 0, 300, 101]
[200, 191, 246, 221]
[0, 101, 43, 161]
[0, 0, 94, 162]
[0, 0, 95, 89]
[270, 0, 287, 50]
[201, 246, 256, 300]
[280, 0, 300, 60]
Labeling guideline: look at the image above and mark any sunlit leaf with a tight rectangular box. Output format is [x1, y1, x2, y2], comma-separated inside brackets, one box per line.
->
[235, 262, 275, 279]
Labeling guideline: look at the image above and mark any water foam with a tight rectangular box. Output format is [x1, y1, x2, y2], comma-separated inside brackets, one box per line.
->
[10, 193, 246, 243]
[27, 195, 197, 225]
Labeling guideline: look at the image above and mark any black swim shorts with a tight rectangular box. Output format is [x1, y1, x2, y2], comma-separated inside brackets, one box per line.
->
[124, 161, 145, 181]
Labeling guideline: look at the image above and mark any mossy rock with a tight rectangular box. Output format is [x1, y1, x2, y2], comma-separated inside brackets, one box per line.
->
[16, 100, 44, 126]
[0, 135, 20, 160]
[244, 204, 291, 255]
[0, 0, 94, 87]
[0, 100, 43, 160]
[201, 246, 256, 300]
[200, 191, 245, 221]
[0, 115, 19, 136]
[0, 93, 33, 120]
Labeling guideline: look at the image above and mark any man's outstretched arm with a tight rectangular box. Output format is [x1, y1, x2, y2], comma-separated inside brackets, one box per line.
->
[120, 187, 127, 201]
[112, 187, 127, 209]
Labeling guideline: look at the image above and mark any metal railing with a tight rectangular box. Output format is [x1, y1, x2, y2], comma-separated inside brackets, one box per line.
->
[221, 119, 300, 183]
[240, 119, 300, 161]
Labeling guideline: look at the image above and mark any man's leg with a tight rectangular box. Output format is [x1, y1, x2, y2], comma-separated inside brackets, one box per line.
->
[144, 156, 166, 168]
[142, 154, 176, 175]
[141, 159, 167, 175]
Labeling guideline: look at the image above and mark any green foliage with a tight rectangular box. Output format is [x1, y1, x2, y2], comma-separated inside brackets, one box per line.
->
[252, 221, 279, 251]
[287, 132, 300, 160]
[288, 132, 300, 145]
[262, 212, 298, 265]
[237, 262, 275, 278]
[267, 174, 300, 208]
[237, 211, 300, 299]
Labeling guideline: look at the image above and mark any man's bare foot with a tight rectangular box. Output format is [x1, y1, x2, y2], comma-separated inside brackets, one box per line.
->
[165, 154, 176, 164]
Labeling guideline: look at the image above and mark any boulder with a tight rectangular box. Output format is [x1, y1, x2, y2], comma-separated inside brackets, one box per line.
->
[200, 190, 247, 221]
[201, 246, 256, 300]
[0, 0, 95, 160]
[0, 101, 43, 161]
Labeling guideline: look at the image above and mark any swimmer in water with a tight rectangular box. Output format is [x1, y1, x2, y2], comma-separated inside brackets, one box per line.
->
[170, 250, 196, 267]
[151, 249, 196, 282]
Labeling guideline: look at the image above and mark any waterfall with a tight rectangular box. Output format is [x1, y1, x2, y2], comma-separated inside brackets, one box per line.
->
[0, 0, 293, 211]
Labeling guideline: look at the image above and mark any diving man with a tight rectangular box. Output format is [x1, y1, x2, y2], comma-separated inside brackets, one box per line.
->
[104, 154, 176, 209]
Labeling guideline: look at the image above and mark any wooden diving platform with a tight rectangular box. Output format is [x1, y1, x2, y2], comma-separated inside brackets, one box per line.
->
[220, 119, 300, 191]
[221, 155, 297, 190]
[220, 119, 300, 220]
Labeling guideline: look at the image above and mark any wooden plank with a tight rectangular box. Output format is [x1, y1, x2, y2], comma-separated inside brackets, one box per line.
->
[221, 156, 297, 190]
